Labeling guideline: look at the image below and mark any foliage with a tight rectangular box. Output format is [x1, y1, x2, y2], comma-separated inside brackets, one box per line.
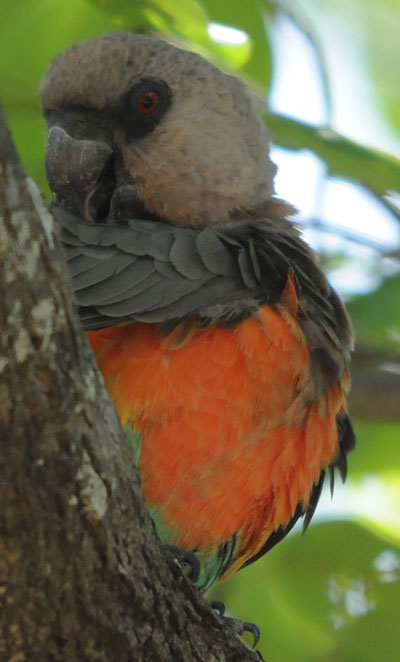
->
[347, 274, 400, 349]
[1, 1, 399, 660]
[220, 519, 400, 662]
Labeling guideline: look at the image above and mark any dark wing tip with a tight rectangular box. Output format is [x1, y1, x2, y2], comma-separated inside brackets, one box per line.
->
[302, 470, 326, 533]
[333, 414, 356, 482]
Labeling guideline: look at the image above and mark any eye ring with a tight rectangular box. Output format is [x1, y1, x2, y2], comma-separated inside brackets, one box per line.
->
[138, 91, 159, 115]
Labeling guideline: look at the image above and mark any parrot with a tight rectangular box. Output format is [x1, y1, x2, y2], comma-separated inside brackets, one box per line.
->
[39, 32, 355, 595]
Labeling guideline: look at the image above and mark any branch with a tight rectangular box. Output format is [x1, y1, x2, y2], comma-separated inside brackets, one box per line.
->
[298, 216, 400, 256]
[377, 192, 400, 224]
[349, 345, 400, 422]
[265, 112, 400, 196]
[0, 106, 260, 661]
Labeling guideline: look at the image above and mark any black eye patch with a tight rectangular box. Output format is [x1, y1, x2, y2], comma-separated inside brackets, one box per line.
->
[116, 78, 172, 142]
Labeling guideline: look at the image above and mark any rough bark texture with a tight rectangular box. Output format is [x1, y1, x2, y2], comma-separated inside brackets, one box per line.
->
[0, 107, 261, 661]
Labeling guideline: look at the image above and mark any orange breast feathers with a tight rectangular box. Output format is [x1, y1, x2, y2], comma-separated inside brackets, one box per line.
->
[87, 298, 348, 570]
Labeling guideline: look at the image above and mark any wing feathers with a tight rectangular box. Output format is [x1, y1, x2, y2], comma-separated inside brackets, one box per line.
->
[75, 259, 153, 305]
[196, 229, 237, 276]
[55, 206, 351, 368]
[170, 232, 209, 279]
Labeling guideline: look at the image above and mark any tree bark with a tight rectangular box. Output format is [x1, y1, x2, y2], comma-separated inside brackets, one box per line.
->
[0, 107, 261, 661]
[349, 346, 400, 422]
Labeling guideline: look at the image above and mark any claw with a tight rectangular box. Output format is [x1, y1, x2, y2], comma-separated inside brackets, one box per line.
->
[164, 544, 200, 582]
[210, 599, 261, 649]
[224, 616, 261, 648]
[165, 550, 264, 655]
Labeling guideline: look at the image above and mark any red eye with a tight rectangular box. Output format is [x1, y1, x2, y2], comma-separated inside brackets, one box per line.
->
[138, 91, 159, 115]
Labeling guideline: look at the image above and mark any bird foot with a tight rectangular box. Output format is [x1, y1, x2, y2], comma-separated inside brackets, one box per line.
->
[164, 544, 200, 582]
[210, 600, 261, 649]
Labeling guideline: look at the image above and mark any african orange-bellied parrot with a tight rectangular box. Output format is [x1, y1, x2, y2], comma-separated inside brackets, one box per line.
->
[39, 32, 355, 594]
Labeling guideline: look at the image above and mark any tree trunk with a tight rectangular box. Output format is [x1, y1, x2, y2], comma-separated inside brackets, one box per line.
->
[0, 107, 260, 661]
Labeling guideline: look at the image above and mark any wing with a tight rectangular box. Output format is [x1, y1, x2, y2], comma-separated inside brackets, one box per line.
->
[56, 205, 351, 352]
[57, 206, 262, 330]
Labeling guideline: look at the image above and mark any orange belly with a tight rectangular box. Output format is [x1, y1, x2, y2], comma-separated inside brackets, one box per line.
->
[88, 305, 345, 569]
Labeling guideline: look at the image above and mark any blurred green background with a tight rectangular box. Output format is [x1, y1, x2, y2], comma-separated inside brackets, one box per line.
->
[1, 1, 399, 660]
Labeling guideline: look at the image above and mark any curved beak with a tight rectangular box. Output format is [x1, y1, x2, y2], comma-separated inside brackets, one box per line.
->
[45, 126, 115, 222]
[45, 125, 160, 224]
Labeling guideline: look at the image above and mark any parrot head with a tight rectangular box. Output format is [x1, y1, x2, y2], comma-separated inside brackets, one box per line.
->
[39, 32, 277, 227]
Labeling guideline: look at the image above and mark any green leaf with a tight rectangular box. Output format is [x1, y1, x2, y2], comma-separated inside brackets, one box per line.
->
[347, 274, 400, 348]
[0, 0, 125, 188]
[89, 0, 208, 38]
[213, 521, 400, 662]
[350, 421, 400, 479]
[201, 0, 273, 88]
[90, 0, 253, 72]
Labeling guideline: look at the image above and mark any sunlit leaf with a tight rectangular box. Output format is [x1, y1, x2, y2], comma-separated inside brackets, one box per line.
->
[90, 0, 252, 70]
[201, 0, 273, 88]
